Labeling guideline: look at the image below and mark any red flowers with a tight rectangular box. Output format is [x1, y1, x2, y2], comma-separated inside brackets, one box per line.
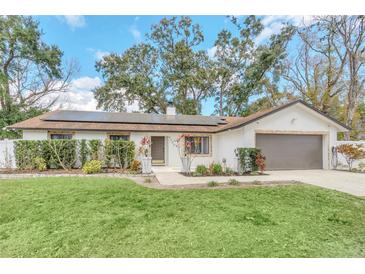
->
[140, 136, 151, 146]
[139, 136, 151, 157]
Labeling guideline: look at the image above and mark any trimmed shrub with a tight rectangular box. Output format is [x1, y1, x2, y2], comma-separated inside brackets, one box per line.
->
[104, 140, 135, 169]
[235, 148, 261, 173]
[47, 140, 77, 169]
[228, 178, 239, 185]
[225, 167, 235, 175]
[207, 181, 219, 187]
[82, 160, 102, 174]
[79, 139, 90, 166]
[88, 140, 101, 160]
[195, 164, 208, 175]
[14, 140, 41, 169]
[212, 163, 223, 175]
[33, 157, 47, 172]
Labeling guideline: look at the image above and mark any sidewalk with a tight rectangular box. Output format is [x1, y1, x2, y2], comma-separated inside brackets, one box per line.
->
[154, 170, 365, 197]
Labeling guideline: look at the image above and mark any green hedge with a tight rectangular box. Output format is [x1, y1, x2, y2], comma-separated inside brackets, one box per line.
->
[14, 139, 136, 170]
[79, 139, 89, 167]
[14, 140, 77, 170]
[235, 147, 261, 173]
[104, 140, 135, 168]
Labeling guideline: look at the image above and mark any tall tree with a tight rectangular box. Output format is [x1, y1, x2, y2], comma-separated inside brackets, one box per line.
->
[95, 16, 214, 115]
[0, 16, 76, 112]
[284, 16, 365, 140]
[212, 16, 294, 116]
[95, 44, 167, 113]
[327, 16, 365, 140]
[148, 16, 214, 114]
[284, 18, 347, 116]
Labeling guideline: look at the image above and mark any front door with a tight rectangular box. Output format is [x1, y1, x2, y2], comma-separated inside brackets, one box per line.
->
[151, 136, 165, 165]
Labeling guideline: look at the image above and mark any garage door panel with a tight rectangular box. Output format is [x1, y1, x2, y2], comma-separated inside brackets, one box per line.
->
[256, 134, 323, 170]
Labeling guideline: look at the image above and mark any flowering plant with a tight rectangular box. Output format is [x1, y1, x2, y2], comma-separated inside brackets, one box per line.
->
[255, 153, 266, 173]
[169, 133, 195, 174]
[138, 136, 151, 157]
[336, 144, 365, 171]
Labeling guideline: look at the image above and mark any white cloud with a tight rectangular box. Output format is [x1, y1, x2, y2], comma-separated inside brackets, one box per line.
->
[129, 25, 141, 42]
[39, 76, 141, 112]
[128, 17, 142, 42]
[255, 15, 315, 44]
[94, 50, 110, 60]
[61, 16, 86, 30]
[71, 76, 101, 91]
[207, 46, 217, 58]
[39, 76, 100, 111]
[255, 21, 285, 44]
[87, 48, 110, 60]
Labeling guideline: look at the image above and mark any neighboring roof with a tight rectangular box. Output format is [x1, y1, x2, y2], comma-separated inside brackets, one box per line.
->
[7, 99, 350, 133]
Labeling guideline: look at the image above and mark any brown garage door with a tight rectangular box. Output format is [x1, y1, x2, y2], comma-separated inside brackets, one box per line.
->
[256, 134, 323, 170]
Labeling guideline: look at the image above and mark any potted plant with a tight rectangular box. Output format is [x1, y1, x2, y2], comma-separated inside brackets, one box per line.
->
[138, 136, 152, 174]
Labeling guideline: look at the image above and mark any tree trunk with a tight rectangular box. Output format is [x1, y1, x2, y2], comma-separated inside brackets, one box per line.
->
[344, 54, 361, 141]
[344, 89, 357, 140]
[1, 69, 12, 111]
[219, 86, 223, 116]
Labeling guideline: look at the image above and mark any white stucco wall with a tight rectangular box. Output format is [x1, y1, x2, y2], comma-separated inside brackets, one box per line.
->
[216, 127, 245, 169]
[22, 130, 107, 141]
[74, 131, 107, 140]
[23, 130, 48, 140]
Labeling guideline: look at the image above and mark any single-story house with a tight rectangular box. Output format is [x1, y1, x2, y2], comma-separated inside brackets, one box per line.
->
[7, 99, 350, 170]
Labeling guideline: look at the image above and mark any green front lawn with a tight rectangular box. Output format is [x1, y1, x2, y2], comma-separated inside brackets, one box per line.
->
[0, 177, 365, 257]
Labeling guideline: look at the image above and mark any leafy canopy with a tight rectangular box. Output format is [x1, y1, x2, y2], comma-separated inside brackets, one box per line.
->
[95, 16, 214, 115]
[212, 16, 294, 116]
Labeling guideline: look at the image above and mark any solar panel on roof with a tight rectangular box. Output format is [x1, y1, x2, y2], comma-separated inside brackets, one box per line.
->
[42, 110, 227, 126]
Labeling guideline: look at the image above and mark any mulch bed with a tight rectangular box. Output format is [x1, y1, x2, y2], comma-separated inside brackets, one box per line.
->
[137, 178, 302, 190]
[334, 169, 365, 174]
[180, 172, 268, 177]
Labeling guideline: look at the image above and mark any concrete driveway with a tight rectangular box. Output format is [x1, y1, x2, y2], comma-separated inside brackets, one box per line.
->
[154, 169, 365, 197]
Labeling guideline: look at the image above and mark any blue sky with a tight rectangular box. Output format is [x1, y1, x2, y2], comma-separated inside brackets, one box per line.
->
[34, 16, 308, 115]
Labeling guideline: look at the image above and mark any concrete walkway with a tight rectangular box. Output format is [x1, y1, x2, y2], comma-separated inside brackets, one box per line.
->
[154, 170, 365, 197]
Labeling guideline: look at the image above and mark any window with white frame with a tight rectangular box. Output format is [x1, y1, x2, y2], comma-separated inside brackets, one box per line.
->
[185, 136, 210, 155]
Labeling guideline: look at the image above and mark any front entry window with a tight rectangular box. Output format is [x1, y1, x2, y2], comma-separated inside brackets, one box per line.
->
[185, 136, 210, 154]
